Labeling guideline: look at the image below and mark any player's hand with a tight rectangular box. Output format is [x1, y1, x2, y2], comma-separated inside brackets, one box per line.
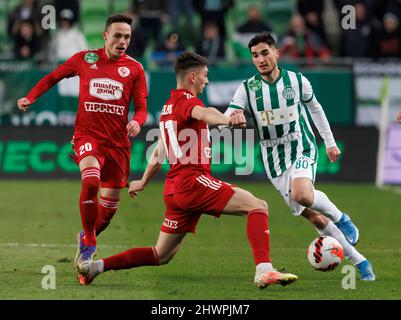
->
[229, 110, 246, 128]
[326, 146, 341, 163]
[17, 97, 31, 112]
[128, 180, 145, 199]
[397, 110, 401, 123]
[127, 120, 141, 138]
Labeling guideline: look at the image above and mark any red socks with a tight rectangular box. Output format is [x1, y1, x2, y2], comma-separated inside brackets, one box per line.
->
[103, 247, 160, 271]
[95, 196, 119, 236]
[80, 167, 100, 246]
[247, 209, 271, 265]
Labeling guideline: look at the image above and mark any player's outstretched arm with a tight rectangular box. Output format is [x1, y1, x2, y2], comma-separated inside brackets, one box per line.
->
[191, 105, 246, 127]
[17, 52, 80, 109]
[128, 139, 166, 198]
[218, 107, 247, 130]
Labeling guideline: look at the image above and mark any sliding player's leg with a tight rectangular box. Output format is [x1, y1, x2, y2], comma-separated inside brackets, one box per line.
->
[78, 231, 186, 285]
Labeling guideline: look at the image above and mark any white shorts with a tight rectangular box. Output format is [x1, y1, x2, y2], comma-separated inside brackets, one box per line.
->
[269, 156, 317, 216]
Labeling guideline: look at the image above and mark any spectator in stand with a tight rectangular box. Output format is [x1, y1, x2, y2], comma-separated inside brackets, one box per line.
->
[297, 0, 328, 47]
[7, 0, 47, 53]
[371, 12, 401, 58]
[236, 5, 273, 34]
[371, 0, 401, 23]
[132, 0, 169, 48]
[8, 0, 41, 37]
[13, 19, 40, 60]
[151, 32, 186, 67]
[47, 9, 88, 63]
[194, 0, 234, 42]
[338, 0, 373, 57]
[169, 0, 195, 33]
[196, 21, 225, 64]
[233, 5, 273, 58]
[55, 0, 80, 25]
[279, 14, 330, 64]
[124, 12, 147, 60]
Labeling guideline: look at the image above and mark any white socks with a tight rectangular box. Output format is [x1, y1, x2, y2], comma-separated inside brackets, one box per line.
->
[317, 221, 365, 265]
[311, 190, 343, 223]
[96, 260, 104, 273]
[256, 262, 273, 275]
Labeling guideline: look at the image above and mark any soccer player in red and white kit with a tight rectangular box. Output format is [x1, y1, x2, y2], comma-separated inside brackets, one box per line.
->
[16, 14, 148, 268]
[77, 52, 298, 288]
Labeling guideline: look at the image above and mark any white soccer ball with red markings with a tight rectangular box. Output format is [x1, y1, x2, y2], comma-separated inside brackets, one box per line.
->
[307, 236, 344, 271]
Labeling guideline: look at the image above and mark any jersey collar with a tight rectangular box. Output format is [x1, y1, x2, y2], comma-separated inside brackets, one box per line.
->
[101, 47, 125, 62]
[257, 67, 283, 86]
[172, 88, 196, 97]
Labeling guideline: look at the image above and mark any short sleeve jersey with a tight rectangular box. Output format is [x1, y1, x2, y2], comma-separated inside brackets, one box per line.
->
[159, 89, 212, 195]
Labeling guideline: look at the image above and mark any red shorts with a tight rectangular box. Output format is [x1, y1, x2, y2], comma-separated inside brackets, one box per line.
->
[161, 174, 235, 234]
[72, 138, 130, 188]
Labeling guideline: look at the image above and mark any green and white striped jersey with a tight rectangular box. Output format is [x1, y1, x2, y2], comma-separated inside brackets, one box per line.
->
[229, 68, 330, 179]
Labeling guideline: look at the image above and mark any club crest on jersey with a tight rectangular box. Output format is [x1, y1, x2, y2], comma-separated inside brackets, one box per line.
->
[282, 87, 295, 100]
[118, 66, 130, 77]
[248, 79, 262, 91]
[85, 52, 98, 64]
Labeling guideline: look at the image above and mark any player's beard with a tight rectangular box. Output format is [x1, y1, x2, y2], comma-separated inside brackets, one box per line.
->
[260, 64, 276, 77]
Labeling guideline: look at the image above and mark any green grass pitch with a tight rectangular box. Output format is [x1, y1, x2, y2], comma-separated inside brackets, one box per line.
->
[0, 180, 400, 300]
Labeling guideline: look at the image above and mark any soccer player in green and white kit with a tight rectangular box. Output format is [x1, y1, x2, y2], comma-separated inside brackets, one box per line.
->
[223, 33, 375, 280]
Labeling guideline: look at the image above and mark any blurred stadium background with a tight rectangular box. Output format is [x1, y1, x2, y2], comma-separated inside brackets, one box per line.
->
[1, 0, 401, 300]
[0, 0, 400, 184]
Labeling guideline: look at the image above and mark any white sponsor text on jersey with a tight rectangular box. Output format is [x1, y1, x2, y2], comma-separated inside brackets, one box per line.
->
[89, 78, 123, 100]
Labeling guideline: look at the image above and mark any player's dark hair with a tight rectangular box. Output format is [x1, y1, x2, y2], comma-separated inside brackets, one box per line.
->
[174, 52, 208, 78]
[104, 14, 133, 31]
[248, 32, 276, 50]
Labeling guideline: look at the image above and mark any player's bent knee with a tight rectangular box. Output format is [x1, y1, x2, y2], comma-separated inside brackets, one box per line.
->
[247, 197, 268, 212]
[292, 191, 313, 207]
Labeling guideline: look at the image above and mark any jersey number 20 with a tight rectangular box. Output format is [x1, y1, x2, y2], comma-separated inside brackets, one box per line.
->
[79, 143, 93, 156]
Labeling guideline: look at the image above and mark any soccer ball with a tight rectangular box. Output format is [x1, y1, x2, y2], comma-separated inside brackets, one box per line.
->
[307, 236, 344, 271]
